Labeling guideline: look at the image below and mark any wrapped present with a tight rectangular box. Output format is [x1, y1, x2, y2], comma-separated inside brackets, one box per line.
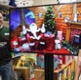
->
[54, 55, 58, 69]
[36, 54, 44, 69]
[45, 34, 55, 51]
[11, 36, 19, 49]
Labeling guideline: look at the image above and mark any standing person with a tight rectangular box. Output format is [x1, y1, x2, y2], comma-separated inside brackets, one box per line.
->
[74, 33, 81, 80]
[0, 11, 12, 80]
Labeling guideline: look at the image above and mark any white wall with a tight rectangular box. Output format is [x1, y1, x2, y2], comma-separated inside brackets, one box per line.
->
[33, 0, 81, 6]
[33, 0, 57, 5]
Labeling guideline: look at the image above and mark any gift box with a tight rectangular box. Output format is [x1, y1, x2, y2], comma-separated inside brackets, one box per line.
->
[45, 34, 55, 51]
[54, 55, 58, 69]
[11, 36, 19, 49]
[36, 54, 44, 69]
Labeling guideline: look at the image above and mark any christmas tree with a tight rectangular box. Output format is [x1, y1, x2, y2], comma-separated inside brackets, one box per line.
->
[44, 6, 56, 34]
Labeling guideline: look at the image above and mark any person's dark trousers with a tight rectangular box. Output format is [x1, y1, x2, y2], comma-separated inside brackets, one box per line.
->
[0, 61, 12, 80]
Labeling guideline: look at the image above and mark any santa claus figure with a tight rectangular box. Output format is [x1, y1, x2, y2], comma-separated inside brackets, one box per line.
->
[26, 23, 46, 51]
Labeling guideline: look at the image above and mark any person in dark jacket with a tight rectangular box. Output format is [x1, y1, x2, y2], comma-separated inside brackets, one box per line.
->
[74, 33, 81, 80]
[0, 11, 12, 80]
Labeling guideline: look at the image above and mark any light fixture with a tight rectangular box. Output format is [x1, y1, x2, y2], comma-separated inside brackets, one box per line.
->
[15, 0, 34, 7]
[0, 0, 10, 5]
[57, 0, 81, 3]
